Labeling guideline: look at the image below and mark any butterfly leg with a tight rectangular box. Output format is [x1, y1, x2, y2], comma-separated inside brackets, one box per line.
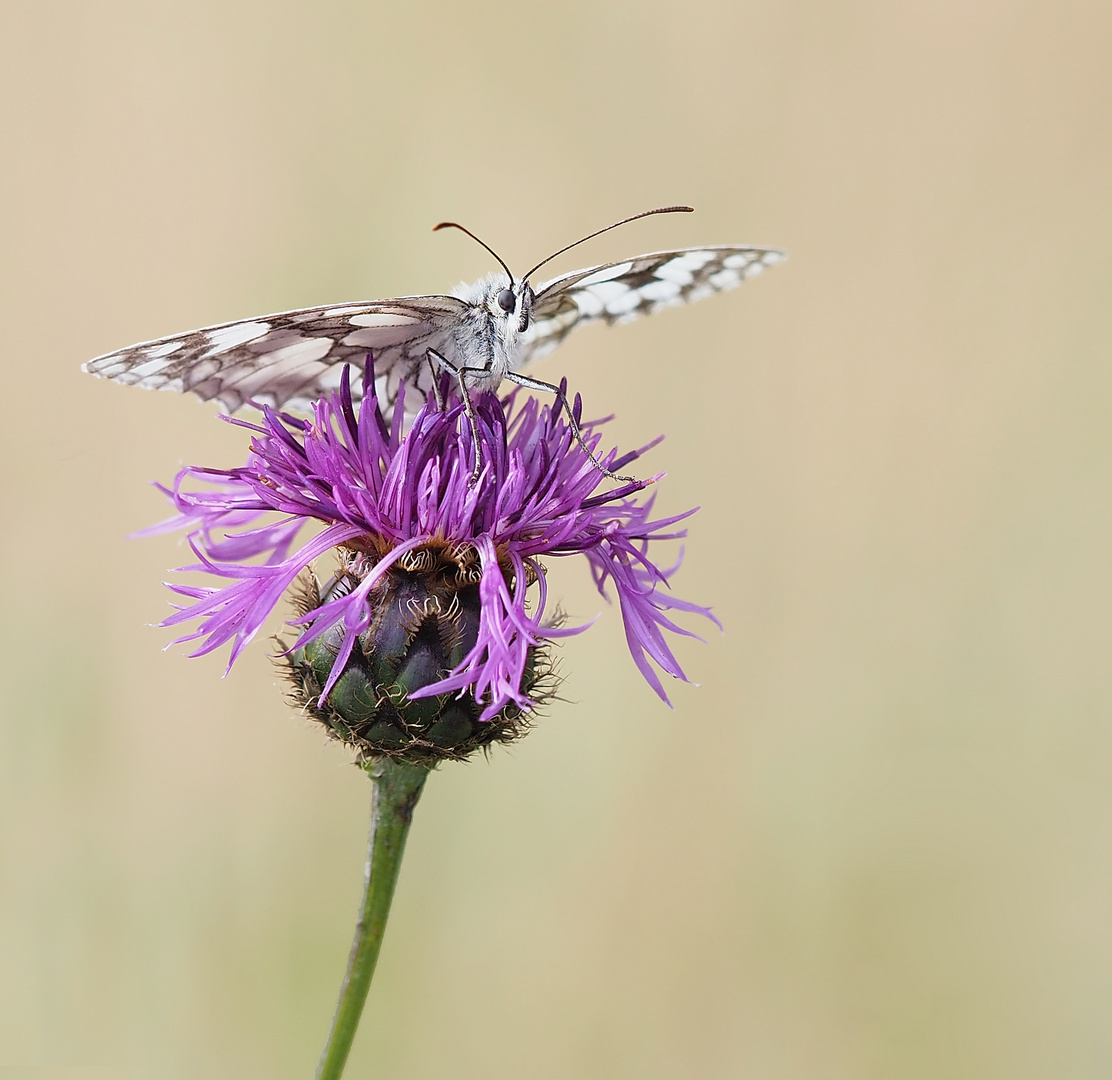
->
[426, 352, 447, 411]
[426, 349, 484, 485]
[504, 372, 640, 484]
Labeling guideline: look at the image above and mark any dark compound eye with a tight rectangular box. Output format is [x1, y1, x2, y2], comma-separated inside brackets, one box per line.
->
[496, 288, 516, 313]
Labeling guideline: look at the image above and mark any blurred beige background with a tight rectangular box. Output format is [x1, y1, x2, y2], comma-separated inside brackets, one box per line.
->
[3, 1, 1112, 1076]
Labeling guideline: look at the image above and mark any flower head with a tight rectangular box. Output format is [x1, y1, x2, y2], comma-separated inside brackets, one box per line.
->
[145, 362, 717, 759]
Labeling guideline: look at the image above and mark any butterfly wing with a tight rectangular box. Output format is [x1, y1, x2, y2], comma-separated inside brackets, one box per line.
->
[83, 296, 468, 414]
[520, 246, 784, 365]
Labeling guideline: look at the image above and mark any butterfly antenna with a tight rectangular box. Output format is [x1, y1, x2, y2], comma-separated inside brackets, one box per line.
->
[433, 220, 515, 282]
[521, 205, 694, 282]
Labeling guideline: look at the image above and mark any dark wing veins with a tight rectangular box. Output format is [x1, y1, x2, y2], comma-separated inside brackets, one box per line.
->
[519, 246, 784, 366]
[84, 296, 468, 415]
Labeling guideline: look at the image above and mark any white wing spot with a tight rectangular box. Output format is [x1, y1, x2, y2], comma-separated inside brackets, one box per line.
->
[346, 312, 421, 328]
[708, 268, 742, 290]
[246, 328, 314, 353]
[186, 358, 220, 384]
[145, 340, 186, 359]
[203, 321, 271, 357]
[575, 261, 633, 288]
[572, 291, 605, 317]
[130, 356, 173, 378]
[343, 325, 424, 348]
[96, 361, 132, 378]
[584, 280, 634, 306]
[654, 258, 700, 286]
[635, 279, 683, 303]
[604, 288, 644, 317]
[259, 337, 333, 365]
[670, 251, 717, 274]
[316, 366, 347, 392]
[527, 338, 561, 362]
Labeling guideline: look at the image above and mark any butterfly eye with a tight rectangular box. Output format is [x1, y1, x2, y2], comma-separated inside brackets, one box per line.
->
[496, 288, 516, 313]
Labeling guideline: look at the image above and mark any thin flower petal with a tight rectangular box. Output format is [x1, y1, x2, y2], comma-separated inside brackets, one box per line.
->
[144, 362, 716, 709]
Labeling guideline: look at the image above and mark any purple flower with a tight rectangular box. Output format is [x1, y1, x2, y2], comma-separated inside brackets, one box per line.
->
[144, 362, 717, 755]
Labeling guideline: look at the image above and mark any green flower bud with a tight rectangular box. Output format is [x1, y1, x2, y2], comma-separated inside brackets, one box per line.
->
[282, 540, 555, 763]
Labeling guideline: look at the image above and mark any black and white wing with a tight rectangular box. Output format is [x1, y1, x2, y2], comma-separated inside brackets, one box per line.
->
[83, 296, 468, 414]
[520, 246, 784, 365]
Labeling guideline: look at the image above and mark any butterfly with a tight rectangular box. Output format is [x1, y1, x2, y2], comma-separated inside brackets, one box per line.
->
[83, 206, 783, 479]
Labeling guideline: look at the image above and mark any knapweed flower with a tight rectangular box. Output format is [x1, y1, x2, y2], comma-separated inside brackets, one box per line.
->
[144, 362, 717, 761]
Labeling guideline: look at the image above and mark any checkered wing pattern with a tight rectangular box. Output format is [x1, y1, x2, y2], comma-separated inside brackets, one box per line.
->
[521, 246, 784, 364]
[83, 297, 467, 414]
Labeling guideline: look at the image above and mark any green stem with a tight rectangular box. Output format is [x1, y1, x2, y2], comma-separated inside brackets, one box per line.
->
[315, 758, 431, 1080]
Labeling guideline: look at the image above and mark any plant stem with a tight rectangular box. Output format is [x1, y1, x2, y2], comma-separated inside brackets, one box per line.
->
[315, 758, 431, 1080]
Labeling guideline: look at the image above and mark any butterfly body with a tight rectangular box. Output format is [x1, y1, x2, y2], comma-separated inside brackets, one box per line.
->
[444, 272, 537, 392]
[84, 241, 783, 418]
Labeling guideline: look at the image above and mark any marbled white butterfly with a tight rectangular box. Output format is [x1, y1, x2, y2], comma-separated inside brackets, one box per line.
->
[84, 207, 783, 479]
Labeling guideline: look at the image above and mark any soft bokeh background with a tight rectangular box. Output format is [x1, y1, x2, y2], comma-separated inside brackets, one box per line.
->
[3, 1, 1111, 1076]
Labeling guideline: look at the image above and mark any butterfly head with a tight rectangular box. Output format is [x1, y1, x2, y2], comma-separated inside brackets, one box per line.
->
[494, 280, 535, 334]
[437, 205, 694, 345]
